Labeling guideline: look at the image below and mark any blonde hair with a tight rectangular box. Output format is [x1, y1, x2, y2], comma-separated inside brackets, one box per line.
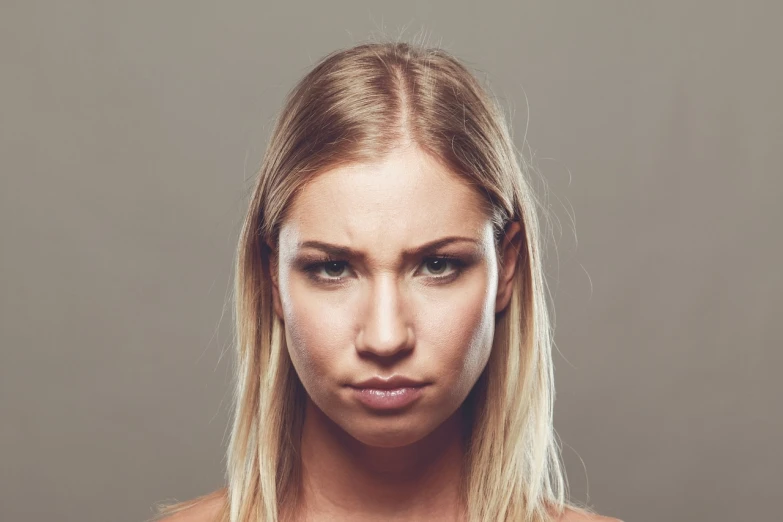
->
[152, 37, 597, 522]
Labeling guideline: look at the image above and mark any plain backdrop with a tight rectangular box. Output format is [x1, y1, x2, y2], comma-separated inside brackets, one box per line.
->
[1, 2, 781, 521]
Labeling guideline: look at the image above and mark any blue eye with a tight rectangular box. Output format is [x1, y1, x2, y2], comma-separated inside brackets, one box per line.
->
[321, 260, 348, 278]
[422, 257, 452, 276]
[303, 256, 465, 286]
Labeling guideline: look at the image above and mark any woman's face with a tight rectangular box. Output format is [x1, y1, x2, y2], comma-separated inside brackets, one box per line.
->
[269, 144, 519, 448]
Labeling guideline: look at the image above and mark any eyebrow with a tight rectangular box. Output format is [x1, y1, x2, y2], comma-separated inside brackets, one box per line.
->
[296, 236, 481, 262]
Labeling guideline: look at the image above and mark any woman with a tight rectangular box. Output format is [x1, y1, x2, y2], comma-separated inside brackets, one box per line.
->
[151, 40, 622, 522]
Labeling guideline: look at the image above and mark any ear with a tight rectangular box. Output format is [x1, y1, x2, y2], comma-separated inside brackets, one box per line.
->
[266, 239, 284, 320]
[495, 220, 523, 314]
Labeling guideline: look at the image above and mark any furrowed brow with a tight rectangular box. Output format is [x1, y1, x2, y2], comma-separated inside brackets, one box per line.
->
[297, 236, 480, 262]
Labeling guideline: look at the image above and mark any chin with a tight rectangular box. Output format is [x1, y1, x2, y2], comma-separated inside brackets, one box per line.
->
[331, 409, 433, 448]
[349, 425, 429, 448]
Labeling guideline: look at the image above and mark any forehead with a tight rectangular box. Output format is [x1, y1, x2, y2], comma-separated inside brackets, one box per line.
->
[281, 146, 491, 253]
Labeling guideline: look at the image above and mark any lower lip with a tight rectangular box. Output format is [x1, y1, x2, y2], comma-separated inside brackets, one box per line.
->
[350, 386, 426, 410]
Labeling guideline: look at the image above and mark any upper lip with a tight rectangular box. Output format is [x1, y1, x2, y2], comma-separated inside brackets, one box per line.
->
[350, 375, 428, 389]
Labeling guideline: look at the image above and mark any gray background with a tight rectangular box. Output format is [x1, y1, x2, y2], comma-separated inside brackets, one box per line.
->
[1, 1, 780, 521]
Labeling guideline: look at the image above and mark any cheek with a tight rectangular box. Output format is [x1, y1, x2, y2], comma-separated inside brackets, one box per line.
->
[280, 277, 353, 391]
[416, 273, 495, 389]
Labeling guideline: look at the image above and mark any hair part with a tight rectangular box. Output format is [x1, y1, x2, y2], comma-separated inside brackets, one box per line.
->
[152, 35, 597, 522]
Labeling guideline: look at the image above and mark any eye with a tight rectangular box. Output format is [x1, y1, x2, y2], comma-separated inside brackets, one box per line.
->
[302, 255, 466, 286]
[322, 260, 348, 278]
[421, 257, 458, 277]
[301, 258, 349, 284]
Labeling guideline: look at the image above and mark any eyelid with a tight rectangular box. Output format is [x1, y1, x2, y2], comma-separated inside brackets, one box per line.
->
[302, 254, 466, 284]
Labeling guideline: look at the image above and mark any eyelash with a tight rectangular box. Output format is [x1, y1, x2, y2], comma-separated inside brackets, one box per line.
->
[302, 256, 466, 286]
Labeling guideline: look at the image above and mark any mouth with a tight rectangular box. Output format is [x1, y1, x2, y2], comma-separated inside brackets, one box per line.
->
[349, 385, 428, 411]
[349, 374, 429, 389]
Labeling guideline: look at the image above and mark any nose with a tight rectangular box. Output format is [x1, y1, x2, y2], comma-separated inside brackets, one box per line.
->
[355, 275, 414, 360]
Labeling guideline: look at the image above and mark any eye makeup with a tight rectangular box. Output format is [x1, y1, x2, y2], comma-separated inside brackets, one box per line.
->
[294, 253, 474, 287]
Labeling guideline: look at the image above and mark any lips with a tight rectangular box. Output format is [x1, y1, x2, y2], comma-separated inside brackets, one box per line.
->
[350, 385, 427, 410]
[349, 375, 428, 389]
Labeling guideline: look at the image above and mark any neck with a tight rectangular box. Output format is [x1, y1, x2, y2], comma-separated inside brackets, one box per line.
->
[292, 397, 468, 522]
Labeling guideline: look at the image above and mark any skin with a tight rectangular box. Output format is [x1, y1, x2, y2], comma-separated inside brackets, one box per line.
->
[268, 142, 522, 522]
[157, 144, 623, 522]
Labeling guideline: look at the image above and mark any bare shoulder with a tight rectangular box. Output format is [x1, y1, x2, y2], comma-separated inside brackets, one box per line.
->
[557, 507, 624, 522]
[154, 489, 226, 522]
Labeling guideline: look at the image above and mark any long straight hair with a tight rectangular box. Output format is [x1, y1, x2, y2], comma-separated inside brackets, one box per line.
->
[153, 38, 597, 522]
